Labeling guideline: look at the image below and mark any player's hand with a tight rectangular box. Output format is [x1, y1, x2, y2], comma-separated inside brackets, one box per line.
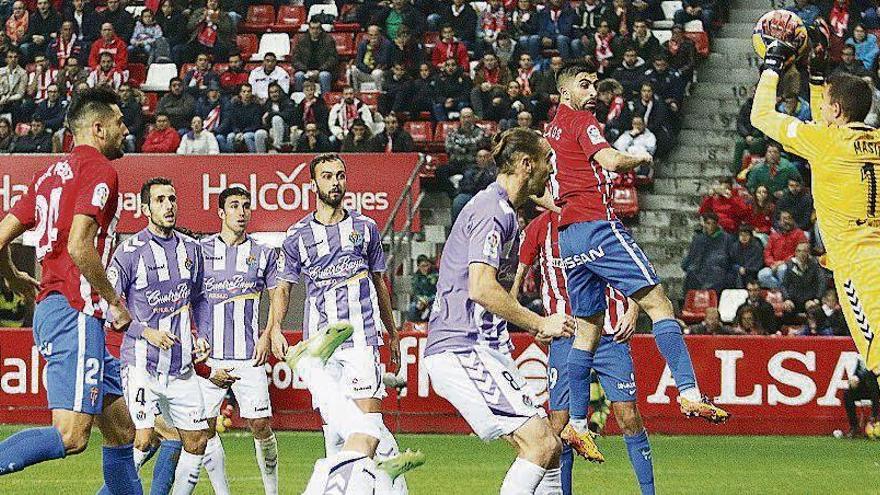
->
[109, 300, 132, 331]
[194, 337, 211, 363]
[268, 327, 289, 360]
[613, 309, 638, 344]
[529, 186, 561, 213]
[537, 312, 576, 340]
[807, 23, 829, 82]
[253, 331, 272, 366]
[6, 269, 39, 302]
[210, 368, 239, 388]
[761, 39, 797, 74]
[387, 331, 401, 374]
[143, 327, 178, 350]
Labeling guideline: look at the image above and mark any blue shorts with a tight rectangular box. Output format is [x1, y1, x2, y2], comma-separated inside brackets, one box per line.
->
[547, 335, 637, 410]
[33, 294, 121, 415]
[559, 220, 660, 317]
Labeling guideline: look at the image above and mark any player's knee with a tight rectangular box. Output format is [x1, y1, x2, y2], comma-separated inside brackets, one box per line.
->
[181, 431, 209, 455]
[536, 432, 562, 466]
[60, 427, 90, 455]
[613, 403, 644, 436]
[547, 411, 569, 435]
[249, 418, 273, 439]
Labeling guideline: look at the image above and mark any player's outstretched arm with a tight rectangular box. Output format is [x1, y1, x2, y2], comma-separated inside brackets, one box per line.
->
[0, 214, 39, 301]
[372, 272, 400, 373]
[593, 147, 653, 173]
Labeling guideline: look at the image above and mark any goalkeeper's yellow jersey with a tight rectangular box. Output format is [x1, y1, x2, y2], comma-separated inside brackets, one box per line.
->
[751, 70, 880, 265]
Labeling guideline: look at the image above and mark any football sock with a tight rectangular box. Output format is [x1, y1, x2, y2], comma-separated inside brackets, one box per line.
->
[367, 412, 408, 495]
[0, 426, 66, 475]
[202, 434, 230, 495]
[254, 434, 279, 495]
[322, 424, 345, 457]
[500, 458, 546, 495]
[102, 443, 144, 495]
[171, 450, 202, 495]
[134, 448, 150, 470]
[624, 430, 655, 495]
[534, 467, 562, 495]
[559, 442, 573, 495]
[652, 318, 699, 398]
[567, 348, 595, 421]
[151, 440, 182, 495]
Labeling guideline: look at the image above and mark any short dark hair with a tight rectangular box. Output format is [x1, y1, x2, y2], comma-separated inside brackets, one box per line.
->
[738, 223, 754, 234]
[491, 127, 544, 175]
[263, 52, 276, 60]
[828, 74, 873, 123]
[309, 153, 345, 179]
[596, 79, 617, 94]
[556, 61, 598, 90]
[416, 254, 431, 265]
[169, 77, 182, 85]
[701, 211, 719, 223]
[766, 140, 782, 151]
[140, 177, 174, 204]
[66, 86, 121, 134]
[218, 186, 250, 209]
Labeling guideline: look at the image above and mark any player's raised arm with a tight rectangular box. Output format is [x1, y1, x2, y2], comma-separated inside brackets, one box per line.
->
[593, 147, 653, 173]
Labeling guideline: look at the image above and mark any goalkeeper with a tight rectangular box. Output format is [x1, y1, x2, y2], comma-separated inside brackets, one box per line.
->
[751, 27, 880, 375]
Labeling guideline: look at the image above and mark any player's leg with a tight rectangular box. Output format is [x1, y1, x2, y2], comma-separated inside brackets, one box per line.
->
[834, 258, 880, 372]
[151, 418, 182, 495]
[502, 416, 562, 495]
[160, 372, 210, 495]
[612, 402, 654, 495]
[234, 364, 278, 495]
[198, 373, 232, 495]
[546, 337, 573, 494]
[96, 353, 146, 494]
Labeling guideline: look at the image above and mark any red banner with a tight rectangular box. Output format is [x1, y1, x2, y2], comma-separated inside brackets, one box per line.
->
[0, 330, 862, 435]
[0, 154, 421, 234]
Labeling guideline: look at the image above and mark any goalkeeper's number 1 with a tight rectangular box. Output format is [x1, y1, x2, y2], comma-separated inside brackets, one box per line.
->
[863, 162, 878, 218]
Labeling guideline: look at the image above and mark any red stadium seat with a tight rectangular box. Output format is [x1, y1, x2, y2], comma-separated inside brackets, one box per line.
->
[213, 62, 229, 73]
[236, 34, 259, 61]
[423, 32, 440, 50]
[475, 120, 498, 136]
[333, 22, 361, 32]
[684, 31, 709, 58]
[359, 91, 379, 108]
[323, 91, 343, 106]
[404, 121, 433, 144]
[612, 186, 639, 218]
[272, 5, 306, 32]
[354, 32, 367, 48]
[127, 63, 146, 87]
[142, 92, 158, 117]
[330, 32, 356, 58]
[681, 289, 718, 324]
[240, 5, 276, 33]
[178, 63, 195, 80]
[433, 121, 459, 143]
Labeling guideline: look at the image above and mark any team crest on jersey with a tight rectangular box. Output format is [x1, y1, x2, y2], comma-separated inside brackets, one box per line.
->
[246, 255, 257, 266]
[91, 182, 110, 209]
[107, 266, 119, 287]
[277, 251, 286, 272]
[484, 230, 501, 258]
[586, 125, 605, 145]
[89, 386, 99, 406]
[185, 258, 193, 270]
[349, 230, 363, 248]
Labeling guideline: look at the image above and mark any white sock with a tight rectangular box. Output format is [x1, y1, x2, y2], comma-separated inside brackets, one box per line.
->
[133, 447, 149, 471]
[171, 450, 203, 495]
[202, 434, 230, 495]
[534, 467, 562, 495]
[500, 458, 547, 495]
[366, 412, 408, 495]
[680, 387, 701, 402]
[323, 424, 345, 457]
[254, 434, 279, 495]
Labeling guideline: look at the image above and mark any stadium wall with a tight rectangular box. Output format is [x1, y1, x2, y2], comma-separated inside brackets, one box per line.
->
[0, 330, 862, 435]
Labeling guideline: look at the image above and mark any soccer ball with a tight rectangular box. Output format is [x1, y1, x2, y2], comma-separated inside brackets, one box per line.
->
[753, 10, 809, 66]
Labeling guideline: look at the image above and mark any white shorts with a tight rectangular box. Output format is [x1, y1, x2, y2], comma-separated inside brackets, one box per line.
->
[122, 366, 209, 431]
[312, 346, 387, 409]
[424, 346, 545, 441]
[199, 359, 272, 419]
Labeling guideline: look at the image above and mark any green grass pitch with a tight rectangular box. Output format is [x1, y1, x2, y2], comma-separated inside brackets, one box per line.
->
[0, 425, 877, 494]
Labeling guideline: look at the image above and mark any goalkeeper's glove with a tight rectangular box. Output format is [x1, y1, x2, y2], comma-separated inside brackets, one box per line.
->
[761, 38, 798, 74]
[807, 24, 830, 84]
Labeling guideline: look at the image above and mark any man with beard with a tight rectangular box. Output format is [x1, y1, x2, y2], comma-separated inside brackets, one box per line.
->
[328, 86, 374, 146]
[268, 154, 425, 494]
[0, 87, 143, 494]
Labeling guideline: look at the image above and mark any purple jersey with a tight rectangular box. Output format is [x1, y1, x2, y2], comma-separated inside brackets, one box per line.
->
[425, 182, 519, 356]
[278, 210, 386, 348]
[109, 229, 205, 376]
[196, 235, 278, 361]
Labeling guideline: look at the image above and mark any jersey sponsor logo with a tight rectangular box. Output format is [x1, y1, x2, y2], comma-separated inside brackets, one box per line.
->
[144, 282, 192, 308]
[305, 255, 368, 286]
[586, 125, 605, 145]
[91, 182, 110, 209]
[483, 230, 501, 258]
[204, 275, 259, 294]
[561, 246, 606, 269]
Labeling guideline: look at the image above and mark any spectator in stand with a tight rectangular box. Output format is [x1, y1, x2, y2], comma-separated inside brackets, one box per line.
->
[629, 19, 660, 63]
[0, 50, 27, 123]
[486, 80, 535, 129]
[698, 177, 750, 233]
[195, 81, 229, 150]
[733, 305, 766, 335]
[573, 0, 611, 40]
[737, 280, 780, 334]
[20, 0, 61, 63]
[832, 44, 871, 78]
[183, 53, 219, 98]
[86, 52, 127, 90]
[574, 19, 621, 75]
[63, 0, 100, 43]
[0, 117, 13, 152]
[516, 110, 533, 129]
[776, 176, 814, 232]
[612, 47, 646, 99]
[748, 184, 776, 244]
[118, 83, 143, 152]
[225, 83, 269, 152]
[183, 0, 235, 64]
[432, 25, 469, 70]
[295, 121, 333, 152]
[26, 54, 58, 106]
[786, 0, 820, 27]
[493, 33, 519, 73]
[745, 141, 803, 197]
[88, 23, 128, 70]
[477, 0, 507, 54]
[686, 307, 734, 335]
[219, 53, 248, 95]
[372, 0, 427, 40]
[663, 24, 696, 82]
[846, 24, 879, 71]
[642, 54, 685, 115]
[156, 0, 187, 54]
[843, 358, 880, 438]
[729, 224, 764, 287]
[407, 62, 436, 116]
[440, 0, 478, 50]
[682, 211, 734, 293]
[11, 117, 51, 152]
[33, 83, 65, 132]
[732, 84, 767, 174]
[631, 0, 663, 23]
[613, 116, 656, 164]
[55, 55, 87, 98]
[5, 1, 28, 46]
[369, 113, 414, 153]
[509, 0, 539, 60]
[389, 27, 424, 77]
[340, 118, 374, 152]
[291, 18, 338, 94]
[432, 57, 472, 121]
[101, 0, 134, 45]
[452, 148, 497, 221]
[512, 52, 541, 101]
[249, 52, 290, 103]
[673, 0, 712, 31]
[48, 21, 86, 68]
[262, 82, 294, 151]
[351, 24, 392, 92]
[533, 54, 563, 121]
[130, 9, 170, 65]
[142, 113, 181, 153]
[781, 242, 828, 320]
[380, 62, 411, 115]
[817, 288, 848, 336]
[627, 81, 672, 155]
[407, 255, 439, 322]
[438, 107, 488, 197]
[177, 115, 219, 154]
[328, 85, 374, 146]
[157, 77, 196, 132]
[536, 0, 576, 60]
[292, 80, 330, 140]
[776, 92, 811, 121]
[759, 210, 808, 288]
[595, 78, 626, 139]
